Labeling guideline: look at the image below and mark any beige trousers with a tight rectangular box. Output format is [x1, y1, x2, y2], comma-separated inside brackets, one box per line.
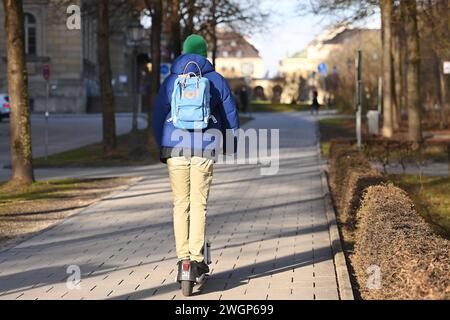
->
[167, 156, 213, 262]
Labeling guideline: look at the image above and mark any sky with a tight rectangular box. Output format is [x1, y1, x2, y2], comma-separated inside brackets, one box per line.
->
[248, 0, 381, 77]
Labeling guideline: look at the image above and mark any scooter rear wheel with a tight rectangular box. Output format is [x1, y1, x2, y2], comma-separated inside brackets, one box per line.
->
[181, 280, 194, 296]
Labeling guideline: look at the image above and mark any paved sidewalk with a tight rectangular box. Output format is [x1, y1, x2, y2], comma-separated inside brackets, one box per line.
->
[372, 162, 449, 177]
[0, 112, 346, 300]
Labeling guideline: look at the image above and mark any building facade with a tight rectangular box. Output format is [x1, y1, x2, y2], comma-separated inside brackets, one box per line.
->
[214, 31, 265, 80]
[0, 0, 146, 113]
[274, 27, 381, 104]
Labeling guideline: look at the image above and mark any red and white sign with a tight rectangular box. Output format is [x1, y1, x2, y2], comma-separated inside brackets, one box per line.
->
[444, 61, 450, 75]
[42, 64, 50, 81]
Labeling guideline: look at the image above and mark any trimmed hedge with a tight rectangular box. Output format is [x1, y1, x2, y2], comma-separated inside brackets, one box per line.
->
[353, 185, 450, 300]
[328, 139, 450, 300]
[329, 139, 383, 231]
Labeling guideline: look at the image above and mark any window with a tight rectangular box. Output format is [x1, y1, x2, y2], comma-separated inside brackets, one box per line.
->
[24, 13, 37, 55]
[222, 51, 229, 57]
[241, 62, 254, 76]
[230, 40, 237, 47]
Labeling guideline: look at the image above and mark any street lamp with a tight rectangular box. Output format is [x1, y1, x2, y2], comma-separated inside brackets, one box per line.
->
[126, 13, 145, 133]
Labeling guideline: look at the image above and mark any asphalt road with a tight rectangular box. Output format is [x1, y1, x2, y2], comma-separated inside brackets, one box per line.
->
[0, 113, 147, 169]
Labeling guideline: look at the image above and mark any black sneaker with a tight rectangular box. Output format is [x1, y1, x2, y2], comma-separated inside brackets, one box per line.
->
[193, 260, 209, 275]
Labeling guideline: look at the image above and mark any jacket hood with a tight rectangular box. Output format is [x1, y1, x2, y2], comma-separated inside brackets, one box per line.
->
[171, 53, 215, 76]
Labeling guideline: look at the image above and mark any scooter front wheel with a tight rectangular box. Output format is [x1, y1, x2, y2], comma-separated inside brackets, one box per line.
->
[181, 280, 194, 296]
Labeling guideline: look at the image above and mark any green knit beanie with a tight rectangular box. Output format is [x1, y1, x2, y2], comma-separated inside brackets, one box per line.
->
[183, 34, 208, 57]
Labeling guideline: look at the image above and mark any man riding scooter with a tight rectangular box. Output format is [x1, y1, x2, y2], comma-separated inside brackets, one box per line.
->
[152, 34, 239, 296]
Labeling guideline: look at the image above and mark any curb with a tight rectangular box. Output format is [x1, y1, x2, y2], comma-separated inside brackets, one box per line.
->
[315, 120, 354, 301]
[0, 176, 145, 255]
[320, 170, 355, 300]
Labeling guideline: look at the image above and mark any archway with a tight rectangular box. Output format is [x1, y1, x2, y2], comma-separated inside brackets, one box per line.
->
[272, 85, 283, 103]
[253, 86, 266, 101]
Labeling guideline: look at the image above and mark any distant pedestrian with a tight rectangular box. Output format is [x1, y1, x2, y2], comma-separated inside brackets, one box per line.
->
[311, 91, 320, 116]
[239, 87, 249, 114]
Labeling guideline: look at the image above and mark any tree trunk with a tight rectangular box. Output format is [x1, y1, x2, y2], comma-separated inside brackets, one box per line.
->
[210, 0, 217, 67]
[392, 6, 403, 131]
[404, 0, 422, 142]
[438, 0, 449, 129]
[183, 0, 196, 39]
[147, 0, 162, 146]
[97, 0, 117, 155]
[381, 0, 394, 138]
[211, 31, 217, 68]
[391, 33, 400, 132]
[400, 1, 408, 118]
[3, 0, 34, 185]
[170, 0, 182, 58]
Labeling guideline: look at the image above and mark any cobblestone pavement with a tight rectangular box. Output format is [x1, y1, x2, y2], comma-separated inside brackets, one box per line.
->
[0, 112, 346, 300]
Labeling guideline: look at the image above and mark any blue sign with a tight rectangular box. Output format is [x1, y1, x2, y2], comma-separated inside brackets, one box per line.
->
[318, 63, 328, 76]
[160, 64, 170, 75]
[160, 63, 172, 84]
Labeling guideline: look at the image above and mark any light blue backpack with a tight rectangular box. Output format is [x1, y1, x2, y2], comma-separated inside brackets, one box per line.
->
[169, 61, 214, 130]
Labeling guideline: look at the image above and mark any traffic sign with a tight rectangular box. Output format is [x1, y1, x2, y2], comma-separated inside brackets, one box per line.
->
[444, 61, 450, 75]
[318, 63, 328, 76]
[43, 64, 50, 81]
[160, 63, 171, 84]
[160, 63, 170, 75]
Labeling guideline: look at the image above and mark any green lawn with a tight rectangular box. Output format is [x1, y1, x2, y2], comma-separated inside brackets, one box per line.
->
[390, 174, 450, 237]
[250, 101, 310, 113]
[319, 117, 353, 126]
[34, 115, 253, 167]
[0, 178, 125, 202]
[34, 129, 159, 167]
[318, 117, 355, 158]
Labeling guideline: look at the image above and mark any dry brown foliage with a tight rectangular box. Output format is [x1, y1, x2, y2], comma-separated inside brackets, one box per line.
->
[328, 139, 450, 300]
[353, 184, 450, 300]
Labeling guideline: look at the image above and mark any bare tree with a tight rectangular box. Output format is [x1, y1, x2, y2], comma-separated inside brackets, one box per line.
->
[97, 0, 118, 155]
[298, 0, 379, 24]
[381, 0, 394, 138]
[325, 30, 381, 111]
[422, 0, 450, 128]
[437, 0, 450, 129]
[145, 0, 162, 146]
[2, 0, 34, 185]
[169, 0, 182, 58]
[403, 0, 422, 142]
[181, 0, 197, 39]
[194, 0, 268, 67]
[52, 0, 141, 154]
[391, 3, 403, 131]
[209, 0, 218, 67]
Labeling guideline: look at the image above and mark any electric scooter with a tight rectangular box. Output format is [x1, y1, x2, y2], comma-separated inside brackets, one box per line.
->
[177, 241, 211, 297]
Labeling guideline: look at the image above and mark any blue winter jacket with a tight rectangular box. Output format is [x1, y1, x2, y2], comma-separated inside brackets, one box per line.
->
[152, 54, 240, 161]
